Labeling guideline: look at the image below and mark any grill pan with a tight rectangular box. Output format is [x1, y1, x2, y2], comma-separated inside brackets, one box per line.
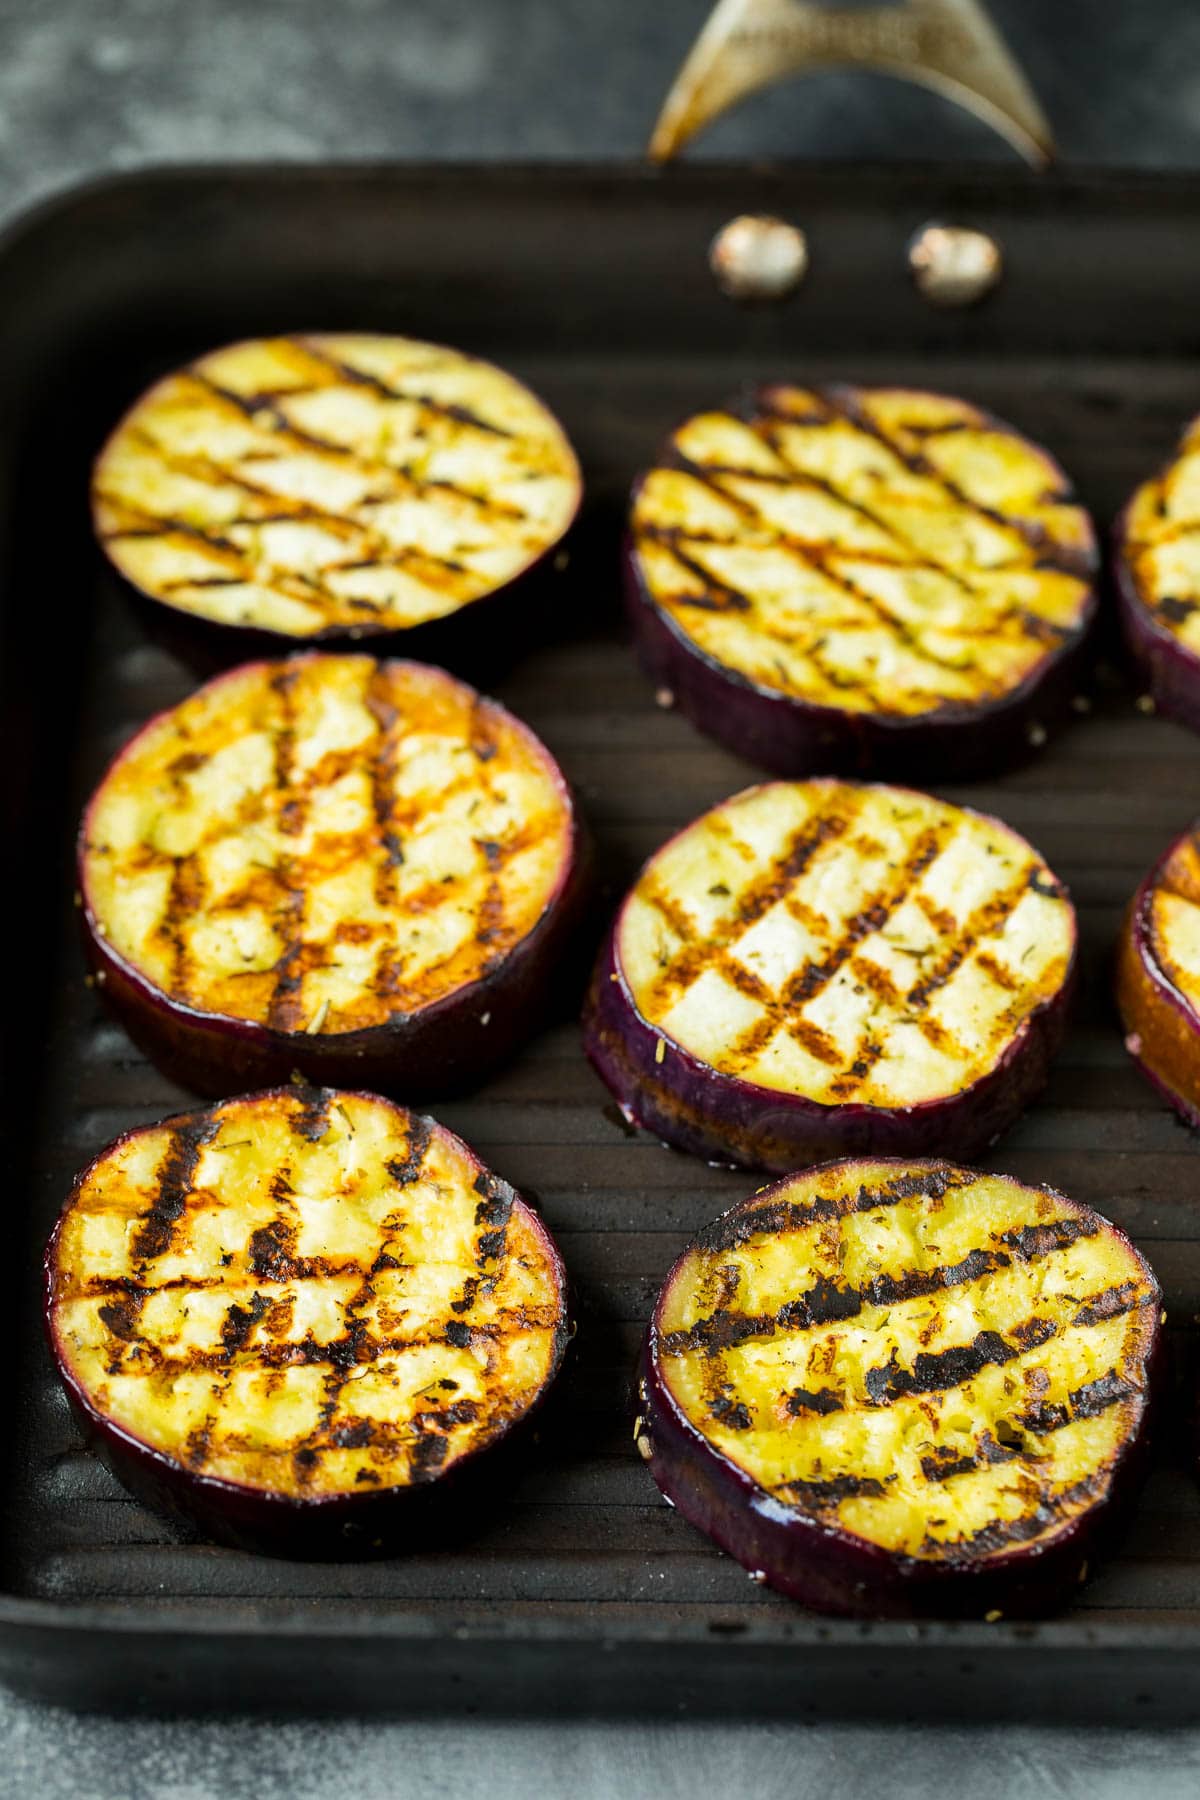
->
[3, 162, 1200, 1718]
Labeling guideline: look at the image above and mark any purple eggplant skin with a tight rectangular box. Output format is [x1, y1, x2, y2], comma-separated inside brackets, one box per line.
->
[623, 532, 1098, 783]
[638, 1177, 1163, 1620]
[1113, 505, 1200, 735]
[582, 917, 1077, 1175]
[81, 823, 592, 1101]
[43, 1115, 571, 1560]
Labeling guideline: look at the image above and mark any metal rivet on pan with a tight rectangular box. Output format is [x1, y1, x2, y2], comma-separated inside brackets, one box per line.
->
[709, 214, 808, 302]
[908, 223, 1003, 308]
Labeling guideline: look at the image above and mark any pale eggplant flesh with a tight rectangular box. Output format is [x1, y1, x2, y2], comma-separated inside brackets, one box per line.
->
[45, 1087, 569, 1556]
[1115, 414, 1200, 734]
[640, 1159, 1162, 1618]
[584, 779, 1076, 1172]
[1116, 821, 1200, 1129]
[627, 384, 1097, 777]
[92, 333, 581, 667]
[79, 653, 587, 1097]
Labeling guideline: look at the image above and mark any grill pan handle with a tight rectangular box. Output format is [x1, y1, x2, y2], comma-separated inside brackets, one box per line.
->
[649, 0, 1055, 166]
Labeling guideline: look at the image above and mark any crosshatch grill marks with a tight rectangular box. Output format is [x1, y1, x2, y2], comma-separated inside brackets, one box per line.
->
[92, 333, 580, 635]
[108, 422, 485, 612]
[129, 1115, 220, 1265]
[643, 795, 860, 1012]
[49, 1092, 567, 1501]
[656, 455, 1001, 691]
[81, 655, 574, 1038]
[654, 1163, 1159, 1562]
[631, 384, 1095, 717]
[618, 782, 1075, 1112]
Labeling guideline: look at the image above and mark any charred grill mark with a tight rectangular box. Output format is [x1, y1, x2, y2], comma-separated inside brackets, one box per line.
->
[925, 1474, 1104, 1563]
[1070, 1369, 1142, 1418]
[694, 1166, 972, 1256]
[244, 1216, 305, 1288]
[472, 1169, 515, 1278]
[1001, 1216, 1096, 1260]
[645, 802, 857, 1012]
[364, 665, 406, 906]
[864, 1318, 1057, 1405]
[220, 1291, 272, 1355]
[264, 668, 313, 1033]
[663, 1241, 1025, 1357]
[1156, 594, 1197, 625]
[158, 854, 206, 999]
[291, 1087, 332, 1143]
[1017, 1364, 1141, 1434]
[644, 885, 697, 945]
[778, 1471, 890, 1510]
[786, 1386, 844, 1417]
[812, 386, 1079, 574]
[288, 336, 515, 441]
[386, 1115, 433, 1187]
[904, 868, 1035, 1024]
[131, 1117, 219, 1264]
[643, 532, 752, 614]
[710, 1393, 752, 1429]
[1072, 1282, 1146, 1327]
[919, 1431, 1022, 1484]
[98, 1290, 147, 1344]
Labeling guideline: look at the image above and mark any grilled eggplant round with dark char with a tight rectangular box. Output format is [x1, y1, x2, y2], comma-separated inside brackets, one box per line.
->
[584, 779, 1076, 1172]
[1115, 413, 1200, 733]
[92, 334, 581, 668]
[1117, 820, 1200, 1128]
[627, 384, 1097, 777]
[45, 1087, 569, 1556]
[80, 653, 587, 1097]
[641, 1159, 1161, 1618]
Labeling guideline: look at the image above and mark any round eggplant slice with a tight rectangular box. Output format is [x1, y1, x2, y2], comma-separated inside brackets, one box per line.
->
[584, 779, 1075, 1172]
[627, 384, 1097, 777]
[45, 1087, 569, 1556]
[79, 653, 587, 1097]
[641, 1159, 1161, 1618]
[92, 333, 581, 666]
[1116, 820, 1200, 1128]
[1115, 414, 1200, 733]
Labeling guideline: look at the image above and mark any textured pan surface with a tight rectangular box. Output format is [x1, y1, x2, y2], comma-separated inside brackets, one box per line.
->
[47, 1087, 565, 1502]
[9, 164, 1200, 1717]
[92, 333, 580, 639]
[629, 384, 1095, 717]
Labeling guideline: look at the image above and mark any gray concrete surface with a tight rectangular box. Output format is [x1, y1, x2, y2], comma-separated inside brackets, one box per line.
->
[8, 1713, 1200, 1800]
[4, 0, 1200, 1792]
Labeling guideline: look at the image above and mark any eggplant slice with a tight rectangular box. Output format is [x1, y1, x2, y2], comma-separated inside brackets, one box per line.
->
[80, 653, 586, 1097]
[45, 1087, 568, 1555]
[627, 384, 1097, 777]
[92, 333, 580, 660]
[1117, 820, 1200, 1128]
[1116, 413, 1200, 733]
[641, 1159, 1161, 1618]
[584, 779, 1075, 1171]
